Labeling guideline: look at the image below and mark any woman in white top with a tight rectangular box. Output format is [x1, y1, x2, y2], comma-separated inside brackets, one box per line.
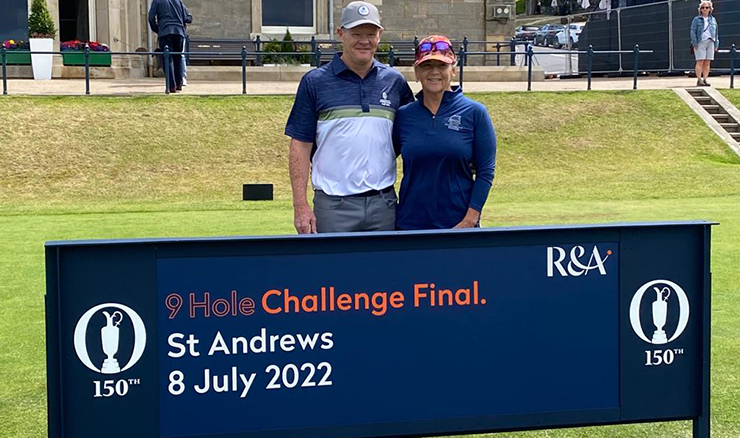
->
[690, 1, 720, 87]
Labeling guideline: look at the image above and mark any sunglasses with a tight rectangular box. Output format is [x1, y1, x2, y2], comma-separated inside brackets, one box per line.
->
[417, 41, 453, 55]
[700, 6, 710, 9]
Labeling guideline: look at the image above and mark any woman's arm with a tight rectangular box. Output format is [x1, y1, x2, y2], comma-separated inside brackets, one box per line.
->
[690, 17, 699, 46]
[714, 17, 719, 49]
[454, 104, 496, 228]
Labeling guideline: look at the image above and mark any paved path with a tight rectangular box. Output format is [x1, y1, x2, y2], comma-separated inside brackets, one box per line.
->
[1, 76, 736, 96]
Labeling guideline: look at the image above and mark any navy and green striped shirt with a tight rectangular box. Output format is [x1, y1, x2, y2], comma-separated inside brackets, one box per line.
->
[285, 54, 414, 196]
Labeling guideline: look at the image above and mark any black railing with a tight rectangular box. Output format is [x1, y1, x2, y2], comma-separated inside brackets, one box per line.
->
[1, 43, 662, 95]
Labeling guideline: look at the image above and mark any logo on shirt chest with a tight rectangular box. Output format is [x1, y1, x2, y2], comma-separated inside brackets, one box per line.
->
[379, 92, 392, 107]
[445, 114, 462, 131]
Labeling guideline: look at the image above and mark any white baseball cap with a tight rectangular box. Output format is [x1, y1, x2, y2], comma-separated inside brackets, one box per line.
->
[341, 1, 383, 29]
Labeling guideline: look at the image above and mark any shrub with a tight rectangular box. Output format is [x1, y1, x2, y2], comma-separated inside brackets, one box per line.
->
[377, 42, 391, 64]
[262, 29, 310, 65]
[516, 0, 526, 15]
[28, 0, 57, 38]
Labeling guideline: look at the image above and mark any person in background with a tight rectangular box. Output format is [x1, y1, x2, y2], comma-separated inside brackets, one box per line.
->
[393, 36, 496, 230]
[148, 0, 192, 93]
[691, 1, 719, 87]
[181, 23, 189, 86]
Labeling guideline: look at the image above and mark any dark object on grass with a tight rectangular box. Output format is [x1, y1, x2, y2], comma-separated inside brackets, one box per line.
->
[243, 184, 273, 201]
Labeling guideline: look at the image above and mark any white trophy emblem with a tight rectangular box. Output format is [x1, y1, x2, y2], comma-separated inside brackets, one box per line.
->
[100, 310, 123, 374]
[651, 287, 670, 344]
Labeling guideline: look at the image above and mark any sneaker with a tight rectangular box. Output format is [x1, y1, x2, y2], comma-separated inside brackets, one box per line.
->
[703, 79, 711, 87]
[182, 77, 187, 86]
[696, 79, 703, 87]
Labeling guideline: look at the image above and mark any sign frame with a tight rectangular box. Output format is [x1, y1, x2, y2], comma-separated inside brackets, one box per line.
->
[45, 221, 713, 438]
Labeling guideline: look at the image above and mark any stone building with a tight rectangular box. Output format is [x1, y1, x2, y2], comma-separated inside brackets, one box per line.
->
[2, 0, 515, 77]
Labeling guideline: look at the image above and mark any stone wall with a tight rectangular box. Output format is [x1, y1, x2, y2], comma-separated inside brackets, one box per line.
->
[332, 0, 486, 42]
[185, 0, 252, 39]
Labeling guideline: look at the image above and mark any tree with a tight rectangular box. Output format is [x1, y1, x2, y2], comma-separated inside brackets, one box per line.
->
[28, 0, 57, 38]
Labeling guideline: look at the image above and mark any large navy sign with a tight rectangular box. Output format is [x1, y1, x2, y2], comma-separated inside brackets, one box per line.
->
[45, 222, 712, 438]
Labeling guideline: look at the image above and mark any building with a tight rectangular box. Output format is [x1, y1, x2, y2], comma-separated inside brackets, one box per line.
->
[2, 0, 516, 77]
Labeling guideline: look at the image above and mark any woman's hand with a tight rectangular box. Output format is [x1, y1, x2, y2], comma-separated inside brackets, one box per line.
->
[453, 208, 481, 229]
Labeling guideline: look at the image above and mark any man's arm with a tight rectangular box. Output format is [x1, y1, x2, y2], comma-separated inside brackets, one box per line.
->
[289, 138, 317, 234]
[183, 3, 193, 24]
[148, 0, 159, 33]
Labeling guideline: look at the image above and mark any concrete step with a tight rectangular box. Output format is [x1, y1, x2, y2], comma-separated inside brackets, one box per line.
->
[713, 114, 731, 121]
[720, 123, 740, 132]
[695, 96, 712, 104]
[688, 89, 706, 97]
[702, 104, 721, 113]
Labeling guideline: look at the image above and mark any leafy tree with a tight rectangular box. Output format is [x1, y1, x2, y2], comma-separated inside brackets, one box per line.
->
[28, 0, 57, 38]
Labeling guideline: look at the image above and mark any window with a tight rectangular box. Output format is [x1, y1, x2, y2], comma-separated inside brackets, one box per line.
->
[262, 0, 316, 34]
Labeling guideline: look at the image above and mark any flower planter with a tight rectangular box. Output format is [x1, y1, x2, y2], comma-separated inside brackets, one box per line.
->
[29, 38, 54, 80]
[62, 51, 111, 66]
[5, 52, 32, 65]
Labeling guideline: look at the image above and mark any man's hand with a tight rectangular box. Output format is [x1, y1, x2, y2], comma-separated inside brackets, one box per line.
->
[294, 202, 317, 234]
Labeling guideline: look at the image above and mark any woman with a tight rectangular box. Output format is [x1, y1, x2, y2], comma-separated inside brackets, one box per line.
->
[393, 35, 496, 230]
[691, 1, 719, 87]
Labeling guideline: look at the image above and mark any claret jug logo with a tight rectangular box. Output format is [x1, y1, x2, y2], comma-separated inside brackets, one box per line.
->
[547, 245, 612, 277]
[74, 303, 147, 374]
[630, 279, 690, 345]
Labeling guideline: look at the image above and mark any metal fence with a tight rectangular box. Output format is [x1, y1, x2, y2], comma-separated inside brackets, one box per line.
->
[522, 0, 740, 76]
[1, 44, 685, 95]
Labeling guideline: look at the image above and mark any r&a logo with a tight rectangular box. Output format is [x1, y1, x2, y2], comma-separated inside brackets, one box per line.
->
[547, 245, 612, 277]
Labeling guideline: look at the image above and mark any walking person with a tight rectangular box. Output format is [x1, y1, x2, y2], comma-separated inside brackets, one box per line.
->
[393, 36, 496, 230]
[285, 1, 414, 233]
[691, 1, 719, 87]
[148, 0, 192, 93]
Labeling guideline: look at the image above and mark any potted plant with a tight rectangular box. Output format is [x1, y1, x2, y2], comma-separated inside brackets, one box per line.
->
[2, 40, 32, 65]
[61, 40, 111, 66]
[28, 0, 57, 80]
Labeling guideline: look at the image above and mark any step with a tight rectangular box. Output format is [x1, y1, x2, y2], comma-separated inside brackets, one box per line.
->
[702, 105, 721, 113]
[688, 89, 706, 96]
[730, 132, 740, 140]
[720, 123, 740, 132]
[695, 96, 712, 104]
[713, 114, 731, 121]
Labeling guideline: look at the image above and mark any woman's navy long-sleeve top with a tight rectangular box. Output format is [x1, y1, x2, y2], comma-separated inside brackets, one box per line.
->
[393, 87, 497, 230]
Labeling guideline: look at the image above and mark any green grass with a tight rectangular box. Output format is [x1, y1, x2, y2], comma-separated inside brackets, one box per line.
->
[1, 92, 739, 438]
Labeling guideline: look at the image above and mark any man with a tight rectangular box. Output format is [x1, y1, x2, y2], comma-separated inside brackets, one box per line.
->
[286, 1, 414, 234]
[148, 0, 192, 93]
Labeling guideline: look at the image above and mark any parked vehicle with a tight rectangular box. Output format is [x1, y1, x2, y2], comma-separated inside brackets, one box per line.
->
[533, 24, 565, 46]
[552, 23, 585, 49]
[515, 26, 540, 42]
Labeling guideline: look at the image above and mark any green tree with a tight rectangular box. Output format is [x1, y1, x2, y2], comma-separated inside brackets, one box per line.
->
[28, 0, 57, 38]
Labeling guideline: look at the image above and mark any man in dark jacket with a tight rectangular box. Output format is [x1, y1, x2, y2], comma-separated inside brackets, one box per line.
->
[148, 0, 192, 92]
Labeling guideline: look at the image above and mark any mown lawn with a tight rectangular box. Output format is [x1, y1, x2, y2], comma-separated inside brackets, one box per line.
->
[0, 92, 739, 438]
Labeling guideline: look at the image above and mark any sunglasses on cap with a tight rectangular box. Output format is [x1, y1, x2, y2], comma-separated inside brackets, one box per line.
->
[417, 40, 453, 55]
